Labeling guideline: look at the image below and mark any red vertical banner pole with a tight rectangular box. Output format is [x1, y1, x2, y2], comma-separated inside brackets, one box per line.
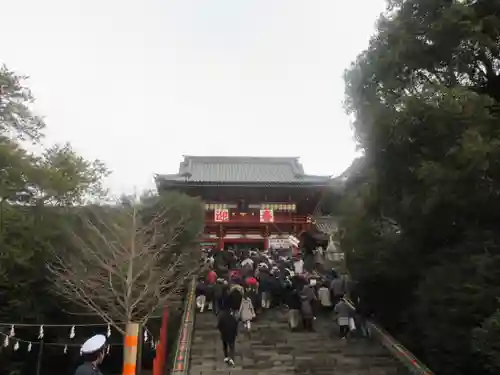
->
[264, 225, 269, 250]
[153, 307, 169, 375]
[219, 225, 224, 251]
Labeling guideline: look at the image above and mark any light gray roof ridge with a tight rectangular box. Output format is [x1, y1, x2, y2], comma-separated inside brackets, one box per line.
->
[182, 155, 301, 160]
[157, 155, 331, 183]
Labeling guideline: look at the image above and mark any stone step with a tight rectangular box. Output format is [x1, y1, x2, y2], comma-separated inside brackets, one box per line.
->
[188, 309, 404, 375]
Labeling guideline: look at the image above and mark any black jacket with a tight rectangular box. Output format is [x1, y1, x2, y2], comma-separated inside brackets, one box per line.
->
[287, 289, 302, 310]
[226, 288, 243, 311]
[217, 310, 238, 341]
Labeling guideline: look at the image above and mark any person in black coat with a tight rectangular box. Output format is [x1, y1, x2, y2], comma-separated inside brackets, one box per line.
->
[213, 279, 228, 315]
[217, 309, 239, 366]
[226, 285, 244, 311]
[285, 284, 302, 331]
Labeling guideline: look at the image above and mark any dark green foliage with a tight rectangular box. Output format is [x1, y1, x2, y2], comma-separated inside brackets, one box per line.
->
[139, 191, 205, 252]
[0, 64, 45, 141]
[46, 192, 204, 325]
[0, 65, 112, 375]
[0, 65, 202, 374]
[341, 1, 500, 374]
[473, 309, 500, 373]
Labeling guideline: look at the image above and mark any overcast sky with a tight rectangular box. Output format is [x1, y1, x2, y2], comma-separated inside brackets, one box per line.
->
[1, 0, 385, 194]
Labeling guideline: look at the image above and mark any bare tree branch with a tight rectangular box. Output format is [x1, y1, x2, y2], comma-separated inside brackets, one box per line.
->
[46, 196, 203, 330]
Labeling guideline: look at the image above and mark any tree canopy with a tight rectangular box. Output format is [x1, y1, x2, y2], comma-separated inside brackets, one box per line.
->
[47, 192, 204, 331]
[0, 64, 114, 374]
[341, 1, 500, 374]
[0, 65, 204, 375]
[0, 64, 110, 322]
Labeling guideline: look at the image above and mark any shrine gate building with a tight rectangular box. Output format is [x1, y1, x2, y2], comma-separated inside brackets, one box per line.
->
[155, 156, 334, 250]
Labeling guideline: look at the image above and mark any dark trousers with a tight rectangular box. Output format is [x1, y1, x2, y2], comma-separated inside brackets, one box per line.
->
[302, 318, 314, 331]
[355, 314, 369, 337]
[339, 325, 349, 338]
[222, 339, 235, 359]
[331, 294, 341, 306]
[213, 298, 221, 315]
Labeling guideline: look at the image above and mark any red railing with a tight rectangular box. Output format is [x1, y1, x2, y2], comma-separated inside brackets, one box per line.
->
[152, 308, 168, 375]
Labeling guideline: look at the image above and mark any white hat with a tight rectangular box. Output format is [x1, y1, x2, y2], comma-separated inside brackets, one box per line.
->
[81, 334, 106, 354]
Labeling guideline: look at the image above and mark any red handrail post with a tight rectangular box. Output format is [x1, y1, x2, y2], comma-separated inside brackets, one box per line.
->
[153, 307, 169, 375]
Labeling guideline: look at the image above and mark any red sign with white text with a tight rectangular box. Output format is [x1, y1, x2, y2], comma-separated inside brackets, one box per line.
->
[260, 209, 274, 223]
[214, 209, 229, 222]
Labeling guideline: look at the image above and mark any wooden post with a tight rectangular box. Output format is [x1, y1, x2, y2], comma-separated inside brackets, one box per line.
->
[263, 225, 269, 250]
[218, 224, 224, 251]
[136, 326, 143, 375]
[35, 339, 43, 375]
[123, 322, 140, 375]
[153, 307, 169, 375]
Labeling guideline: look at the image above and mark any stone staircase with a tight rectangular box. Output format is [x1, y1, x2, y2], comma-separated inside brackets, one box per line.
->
[188, 308, 404, 375]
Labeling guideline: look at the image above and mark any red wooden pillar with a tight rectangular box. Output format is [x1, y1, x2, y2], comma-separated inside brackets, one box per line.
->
[218, 224, 225, 251]
[263, 225, 269, 250]
[153, 307, 169, 375]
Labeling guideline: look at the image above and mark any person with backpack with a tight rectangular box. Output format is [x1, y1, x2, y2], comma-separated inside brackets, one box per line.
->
[300, 283, 317, 331]
[195, 278, 207, 312]
[286, 284, 301, 331]
[217, 309, 239, 366]
[239, 292, 256, 331]
[334, 296, 351, 340]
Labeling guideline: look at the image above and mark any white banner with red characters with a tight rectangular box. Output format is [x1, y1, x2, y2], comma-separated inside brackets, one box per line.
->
[288, 235, 300, 247]
[268, 235, 299, 249]
[268, 238, 290, 249]
[259, 209, 274, 223]
[214, 208, 229, 222]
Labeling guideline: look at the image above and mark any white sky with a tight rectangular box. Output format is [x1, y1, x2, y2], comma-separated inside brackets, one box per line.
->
[1, 0, 385, 194]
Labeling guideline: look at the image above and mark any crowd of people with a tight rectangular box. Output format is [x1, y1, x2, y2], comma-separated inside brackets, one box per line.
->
[196, 246, 367, 367]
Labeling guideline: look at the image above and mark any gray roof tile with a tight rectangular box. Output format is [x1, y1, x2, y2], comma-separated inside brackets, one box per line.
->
[314, 216, 339, 234]
[157, 156, 331, 184]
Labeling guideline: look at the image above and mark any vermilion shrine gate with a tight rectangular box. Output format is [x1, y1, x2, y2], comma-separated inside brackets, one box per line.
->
[155, 156, 335, 250]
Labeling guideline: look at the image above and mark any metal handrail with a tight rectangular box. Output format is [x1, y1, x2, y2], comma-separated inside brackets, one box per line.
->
[343, 298, 434, 375]
[171, 277, 197, 375]
[171, 273, 434, 375]
[312, 269, 432, 375]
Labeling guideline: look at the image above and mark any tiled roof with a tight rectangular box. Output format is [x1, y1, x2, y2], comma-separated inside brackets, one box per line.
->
[313, 216, 339, 234]
[156, 156, 331, 184]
